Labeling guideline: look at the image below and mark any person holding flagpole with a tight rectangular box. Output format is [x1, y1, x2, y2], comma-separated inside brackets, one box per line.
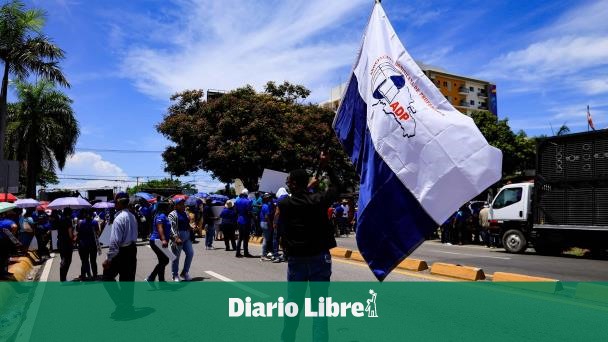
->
[276, 151, 341, 342]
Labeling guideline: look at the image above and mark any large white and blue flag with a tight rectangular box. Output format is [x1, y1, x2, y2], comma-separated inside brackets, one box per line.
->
[333, 2, 502, 281]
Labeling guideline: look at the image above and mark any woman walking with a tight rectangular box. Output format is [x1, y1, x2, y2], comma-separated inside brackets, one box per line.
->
[220, 201, 237, 251]
[76, 209, 99, 280]
[169, 198, 193, 281]
[146, 202, 171, 282]
[55, 209, 74, 282]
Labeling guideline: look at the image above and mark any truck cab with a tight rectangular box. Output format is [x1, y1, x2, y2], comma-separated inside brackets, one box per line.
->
[489, 182, 533, 253]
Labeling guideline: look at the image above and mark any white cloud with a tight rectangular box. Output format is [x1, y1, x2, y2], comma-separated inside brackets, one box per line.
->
[482, 0, 608, 95]
[55, 152, 132, 190]
[118, 0, 368, 102]
[579, 79, 608, 95]
[488, 36, 608, 81]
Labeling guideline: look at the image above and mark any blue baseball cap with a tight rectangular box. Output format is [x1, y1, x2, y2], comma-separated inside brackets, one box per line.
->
[173, 198, 185, 204]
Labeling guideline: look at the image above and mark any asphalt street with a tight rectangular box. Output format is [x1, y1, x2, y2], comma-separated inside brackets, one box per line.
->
[335, 236, 608, 281]
[40, 235, 608, 282]
[42, 239, 438, 282]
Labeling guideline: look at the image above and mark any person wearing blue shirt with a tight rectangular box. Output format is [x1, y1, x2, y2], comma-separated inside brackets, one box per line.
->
[146, 202, 171, 282]
[260, 194, 273, 260]
[169, 198, 194, 281]
[235, 189, 253, 258]
[55, 209, 75, 282]
[76, 209, 100, 280]
[219, 201, 237, 251]
[0, 215, 21, 279]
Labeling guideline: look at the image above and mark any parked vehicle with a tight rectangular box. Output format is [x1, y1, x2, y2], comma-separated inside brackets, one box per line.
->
[489, 130, 608, 257]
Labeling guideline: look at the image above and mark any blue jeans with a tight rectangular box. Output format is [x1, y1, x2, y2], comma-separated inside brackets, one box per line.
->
[282, 252, 331, 342]
[261, 222, 271, 255]
[172, 230, 193, 276]
[205, 224, 215, 248]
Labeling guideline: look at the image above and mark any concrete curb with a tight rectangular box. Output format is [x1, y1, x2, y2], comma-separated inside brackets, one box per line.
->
[492, 272, 560, 293]
[330, 247, 352, 259]
[430, 262, 485, 281]
[349, 251, 366, 263]
[7, 258, 34, 282]
[492, 272, 558, 282]
[397, 258, 428, 272]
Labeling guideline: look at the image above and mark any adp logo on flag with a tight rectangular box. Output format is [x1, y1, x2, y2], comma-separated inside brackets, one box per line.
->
[371, 56, 417, 138]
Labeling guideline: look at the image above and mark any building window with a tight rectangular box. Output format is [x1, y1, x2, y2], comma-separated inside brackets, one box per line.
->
[443, 81, 448, 87]
[469, 86, 474, 91]
[470, 100, 474, 105]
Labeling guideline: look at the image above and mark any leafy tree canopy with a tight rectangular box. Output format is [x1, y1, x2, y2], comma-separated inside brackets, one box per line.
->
[127, 178, 195, 196]
[470, 110, 535, 178]
[157, 81, 357, 191]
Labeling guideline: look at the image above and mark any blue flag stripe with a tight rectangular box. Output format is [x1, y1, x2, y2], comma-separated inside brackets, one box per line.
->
[334, 74, 437, 281]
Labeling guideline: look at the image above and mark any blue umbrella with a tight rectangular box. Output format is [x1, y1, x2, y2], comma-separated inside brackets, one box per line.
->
[134, 192, 155, 201]
[193, 192, 209, 199]
[210, 194, 229, 201]
[185, 197, 202, 207]
[209, 194, 229, 204]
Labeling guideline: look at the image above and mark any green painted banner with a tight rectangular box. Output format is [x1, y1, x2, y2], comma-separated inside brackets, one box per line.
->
[1, 282, 607, 341]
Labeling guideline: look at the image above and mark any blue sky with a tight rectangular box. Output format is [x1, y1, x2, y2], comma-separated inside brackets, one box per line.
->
[15, 0, 608, 191]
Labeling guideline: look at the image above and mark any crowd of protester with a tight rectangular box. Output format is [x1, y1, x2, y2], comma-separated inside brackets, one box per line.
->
[439, 201, 500, 248]
[1, 185, 355, 282]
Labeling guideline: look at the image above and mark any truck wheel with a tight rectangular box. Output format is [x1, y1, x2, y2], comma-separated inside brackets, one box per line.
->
[534, 242, 562, 256]
[502, 229, 527, 254]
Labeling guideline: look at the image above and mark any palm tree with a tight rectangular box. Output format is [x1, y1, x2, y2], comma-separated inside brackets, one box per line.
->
[6, 80, 78, 197]
[556, 123, 570, 136]
[0, 0, 69, 159]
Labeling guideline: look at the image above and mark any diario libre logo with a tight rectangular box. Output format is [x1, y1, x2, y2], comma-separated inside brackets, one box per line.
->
[228, 289, 379, 318]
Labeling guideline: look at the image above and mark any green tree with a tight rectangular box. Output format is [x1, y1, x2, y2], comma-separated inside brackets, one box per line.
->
[556, 124, 570, 136]
[470, 110, 535, 178]
[0, 0, 69, 159]
[127, 178, 195, 196]
[5, 80, 78, 197]
[157, 82, 357, 191]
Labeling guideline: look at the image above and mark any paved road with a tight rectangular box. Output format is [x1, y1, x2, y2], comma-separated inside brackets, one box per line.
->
[335, 236, 608, 281]
[42, 239, 439, 282]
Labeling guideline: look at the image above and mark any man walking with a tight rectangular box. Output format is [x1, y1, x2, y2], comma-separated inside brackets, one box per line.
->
[235, 189, 253, 258]
[102, 192, 138, 281]
[102, 192, 138, 318]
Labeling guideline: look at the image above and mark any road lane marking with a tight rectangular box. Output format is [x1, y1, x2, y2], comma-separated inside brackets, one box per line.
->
[205, 270, 270, 299]
[15, 256, 54, 341]
[432, 250, 511, 260]
[332, 258, 456, 282]
[40, 255, 54, 282]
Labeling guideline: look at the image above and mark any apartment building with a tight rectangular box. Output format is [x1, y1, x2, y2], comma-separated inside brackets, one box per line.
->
[321, 63, 497, 116]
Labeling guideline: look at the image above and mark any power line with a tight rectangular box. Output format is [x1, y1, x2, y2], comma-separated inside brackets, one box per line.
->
[77, 147, 164, 154]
